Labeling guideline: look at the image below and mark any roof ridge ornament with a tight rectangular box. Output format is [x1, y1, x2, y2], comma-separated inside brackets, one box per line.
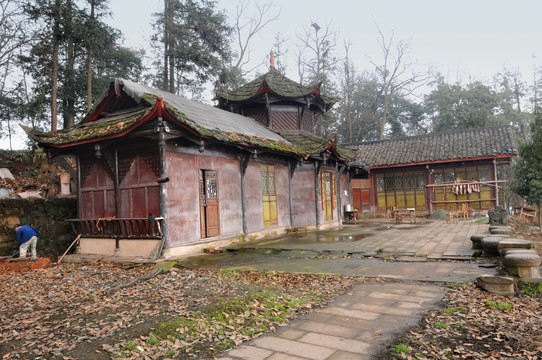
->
[270, 50, 275, 69]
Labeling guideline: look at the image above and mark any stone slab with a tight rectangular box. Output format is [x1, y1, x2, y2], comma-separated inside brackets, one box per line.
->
[476, 275, 515, 295]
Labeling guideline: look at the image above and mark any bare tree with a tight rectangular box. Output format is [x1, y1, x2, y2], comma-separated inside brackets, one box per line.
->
[0, 0, 27, 70]
[296, 21, 339, 89]
[232, 0, 279, 72]
[340, 40, 356, 142]
[0, 0, 28, 145]
[370, 25, 429, 140]
[295, 21, 340, 137]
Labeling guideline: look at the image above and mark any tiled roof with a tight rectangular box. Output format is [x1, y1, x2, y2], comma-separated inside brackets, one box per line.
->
[355, 126, 518, 168]
[279, 130, 361, 165]
[216, 68, 336, 107]
[24, 79, 304, 155]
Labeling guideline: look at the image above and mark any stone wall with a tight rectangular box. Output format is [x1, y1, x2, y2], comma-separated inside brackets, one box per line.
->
[0, 197, 77, 257]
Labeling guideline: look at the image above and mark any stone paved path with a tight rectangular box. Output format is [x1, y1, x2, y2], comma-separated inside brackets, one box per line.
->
[220, 282, 445, 360]
[209, 220, 494, 359]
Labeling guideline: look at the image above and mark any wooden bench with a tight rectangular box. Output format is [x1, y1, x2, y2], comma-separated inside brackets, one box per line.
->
[514, 206, 537, 224]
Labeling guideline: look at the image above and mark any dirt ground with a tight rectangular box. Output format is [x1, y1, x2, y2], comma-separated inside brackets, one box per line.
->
[0, 258, 52, 274]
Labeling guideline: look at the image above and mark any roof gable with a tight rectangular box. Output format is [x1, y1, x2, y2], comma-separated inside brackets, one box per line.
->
[25, 78, 304, 155]
[355, 126, 518, 168]
[217, 68, 336, 108]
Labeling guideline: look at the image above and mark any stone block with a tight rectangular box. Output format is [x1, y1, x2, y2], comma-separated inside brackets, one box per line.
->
[504, 253, 542, 278]
[489, 226, 515, 236]
[476, 275, 515, 296]
[470, 235, 485, 250]
[497, 239, 534, 253]
[500, 248, 539, 257]
[481, 236, 511, 256]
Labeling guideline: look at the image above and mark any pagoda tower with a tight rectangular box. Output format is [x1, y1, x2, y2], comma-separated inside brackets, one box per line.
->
[216, 51, 336, 135]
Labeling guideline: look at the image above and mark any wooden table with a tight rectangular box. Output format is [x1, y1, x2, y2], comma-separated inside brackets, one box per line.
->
[394, 208, 416, 224]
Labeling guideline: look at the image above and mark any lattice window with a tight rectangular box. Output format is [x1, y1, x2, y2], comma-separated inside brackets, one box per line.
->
[405, 175, 414, 191]
[142, 153, 160, 177]
[434, 173, 443, 184]
[260, 165, 276, 196]
[80, 158, 95, 185]
[445, 170, 455, 183]
[385, 176, 394, 192]
[455, 169, 466, 183]
[395, 175, 404, 191]
[268, 169, 276, 195]
[479, 167, 490, 182]
[118, 154, 135, 182]
[206, 175, 217, 199]
[376, 177, 385, 192]
[467, 167, 478, 182]
[261, 166, 269, 195]
[415, 174, 425, 190]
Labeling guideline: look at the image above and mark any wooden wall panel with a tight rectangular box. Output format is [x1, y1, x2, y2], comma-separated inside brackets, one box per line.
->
[245, 162, 264, 232]
[291, 167, 316, 227]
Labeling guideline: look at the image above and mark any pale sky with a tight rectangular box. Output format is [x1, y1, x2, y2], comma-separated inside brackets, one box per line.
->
[4, 0, 542, 149]
[107, 0, 542, 86]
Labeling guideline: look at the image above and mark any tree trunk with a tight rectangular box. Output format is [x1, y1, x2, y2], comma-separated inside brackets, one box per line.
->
[51, 0, 60, 133]
[379, 87, 390, 140]
[168, 0, 175, 94]
[538, 200, 541, 227]
[64, 0, 75, 129]
[86, 0, 95, 112]
[163, 0, 169, 92]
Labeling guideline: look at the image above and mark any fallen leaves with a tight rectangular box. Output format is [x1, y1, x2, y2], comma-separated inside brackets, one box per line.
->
[0, 264, 361, 359]
[379, 282, 542, 359]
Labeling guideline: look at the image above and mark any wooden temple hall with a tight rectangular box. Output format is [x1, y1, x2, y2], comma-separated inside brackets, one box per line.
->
[26, 58, 517, 259]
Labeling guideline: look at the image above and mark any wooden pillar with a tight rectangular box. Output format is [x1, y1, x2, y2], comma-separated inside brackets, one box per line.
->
[158, 116, 169, 251]
[493, 159, 499, 207]
[337, 164, 346, 219]
[314, 161, 322, 226]
[288, 160, 296, 227]
[76, 155, 81, 219]
[240, 155, 249, 238]
[114, 148, 120, 218]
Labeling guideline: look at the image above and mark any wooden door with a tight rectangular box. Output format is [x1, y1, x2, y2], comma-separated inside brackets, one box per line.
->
[323, 172, 333, 221]
[352, 189, 362, 212]
[261, 165, 278, 227]
[199, 170, 220, 238]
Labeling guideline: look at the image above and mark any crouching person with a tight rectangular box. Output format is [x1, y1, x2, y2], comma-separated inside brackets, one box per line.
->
[14, 224, 40, 260]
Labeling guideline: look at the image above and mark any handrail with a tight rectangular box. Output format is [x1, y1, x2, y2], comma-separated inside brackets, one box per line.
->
[66, 218, 164, 239]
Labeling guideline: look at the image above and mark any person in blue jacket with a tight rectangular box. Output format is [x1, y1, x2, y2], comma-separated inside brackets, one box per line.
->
[14, 224, 40, 260]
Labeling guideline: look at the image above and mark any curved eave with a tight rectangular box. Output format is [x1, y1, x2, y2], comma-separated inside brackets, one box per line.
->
[366, 154, 517, 170]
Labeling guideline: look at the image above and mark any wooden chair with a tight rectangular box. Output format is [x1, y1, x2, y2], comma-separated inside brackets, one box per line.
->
[446, 210, 458, 224]
[457, 203, 469, 220]
[387, 204, 398, 219]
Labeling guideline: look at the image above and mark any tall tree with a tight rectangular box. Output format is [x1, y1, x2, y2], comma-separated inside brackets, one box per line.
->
[369, 26, 428, 140]
[338, 41, 356, 143]
[152, 0, 232, 98]
[23, 0, 67, 132]
[424, 78, 510, 133]
[84, 0, 110, 113]
[215, 0, 280, 94]
[296, 21, 340, 137]
[513, 109, 542, 225]
[0, 0, 28, 146]
[493, 68, 533, 139]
